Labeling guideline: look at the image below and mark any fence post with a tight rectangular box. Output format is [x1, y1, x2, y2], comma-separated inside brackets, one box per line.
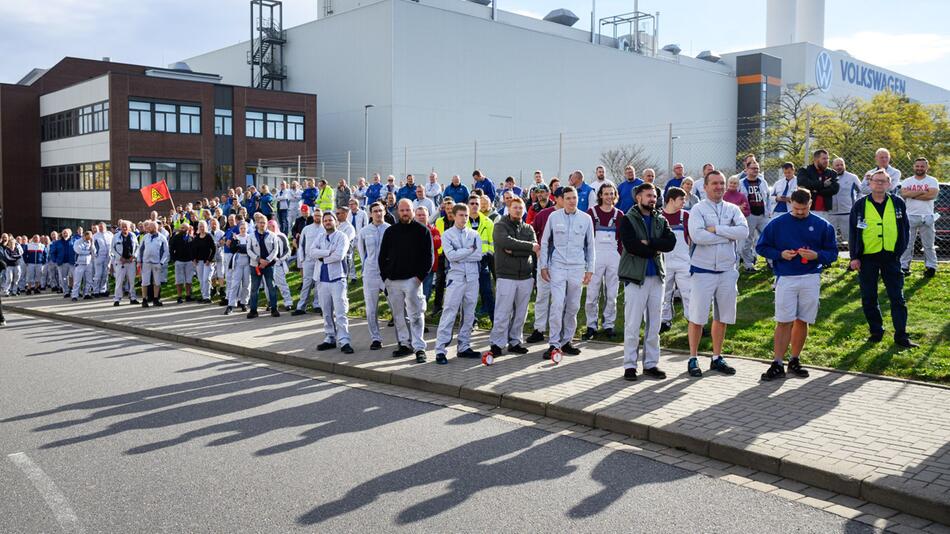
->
[257, 158, 261, 187]
[296, 155, 301, 181]
[557, 132, 563, 179]
[347, 151, 351, 183]
[667, 122, 674, 180]
[404, 146, 408, 177]
[473, 140, 478, 170]
[321, 162, 325, 180]
[803, 110, 811, 168]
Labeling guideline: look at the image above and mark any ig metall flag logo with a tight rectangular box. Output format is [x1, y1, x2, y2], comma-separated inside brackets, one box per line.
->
[815, 50, 833, 92]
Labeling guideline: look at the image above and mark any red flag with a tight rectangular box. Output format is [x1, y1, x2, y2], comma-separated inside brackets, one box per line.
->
[140, 180, 171, 207]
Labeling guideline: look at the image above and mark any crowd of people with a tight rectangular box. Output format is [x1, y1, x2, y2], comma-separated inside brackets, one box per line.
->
[0, 147, 940, 382]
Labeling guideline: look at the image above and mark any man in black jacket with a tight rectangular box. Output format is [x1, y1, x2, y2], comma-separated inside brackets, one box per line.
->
[797, 149, 839, 219]
[379, 199, 434, 363]
[169, 224, 194, 303]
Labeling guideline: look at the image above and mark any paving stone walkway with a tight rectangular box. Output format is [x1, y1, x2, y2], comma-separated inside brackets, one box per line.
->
[8, 293, 949, 525]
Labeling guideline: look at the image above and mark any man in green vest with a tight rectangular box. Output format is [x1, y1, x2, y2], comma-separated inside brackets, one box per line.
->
[317, 179, 335, 212]
[848, 169, 916, 348]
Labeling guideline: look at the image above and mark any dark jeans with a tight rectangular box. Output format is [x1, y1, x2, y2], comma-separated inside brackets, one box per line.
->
[433, 253, 447, 310]
[478, 256, 495, 319]
[278, 209, 289, 235]
[248, 264, 278, 311]
[422, 271, 434, 303]
[857, 254, 908, 340]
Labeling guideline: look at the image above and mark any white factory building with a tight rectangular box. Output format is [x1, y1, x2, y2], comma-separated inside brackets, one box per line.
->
[182, 0, 950, 185]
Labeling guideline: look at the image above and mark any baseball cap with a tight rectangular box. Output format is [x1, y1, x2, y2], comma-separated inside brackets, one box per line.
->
[533, 184, 549, 193]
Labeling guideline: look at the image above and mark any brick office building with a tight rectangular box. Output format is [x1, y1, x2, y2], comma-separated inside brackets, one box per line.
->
[0, 57, 316, 235]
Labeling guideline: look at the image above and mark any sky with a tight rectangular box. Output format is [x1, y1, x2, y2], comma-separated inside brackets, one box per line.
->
[1, 0, 948, 89]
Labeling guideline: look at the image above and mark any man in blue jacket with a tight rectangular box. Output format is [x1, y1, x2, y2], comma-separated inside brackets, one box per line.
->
[472, 170, 496, 203]
[444, 175, 470, 204]
[396, 174, 417, 202]
[756, 188, 838, 381]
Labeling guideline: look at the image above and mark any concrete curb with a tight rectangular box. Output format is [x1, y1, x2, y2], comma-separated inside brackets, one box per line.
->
[8, 304, 948, 526]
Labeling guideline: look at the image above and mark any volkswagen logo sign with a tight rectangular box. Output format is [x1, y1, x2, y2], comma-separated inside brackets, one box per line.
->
[815, 50, 833, 92]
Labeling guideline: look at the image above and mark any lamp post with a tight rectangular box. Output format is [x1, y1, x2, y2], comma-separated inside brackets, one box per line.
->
[363, 104, 375, 181]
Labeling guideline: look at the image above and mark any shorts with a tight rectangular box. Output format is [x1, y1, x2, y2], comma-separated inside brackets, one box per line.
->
[174, 261, 195, 284]
[142, 262, 164, 285]
[687, 269, 739, 325]
[774, 273, 820, 324]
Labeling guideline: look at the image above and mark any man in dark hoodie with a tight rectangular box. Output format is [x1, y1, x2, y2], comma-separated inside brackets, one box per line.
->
[379, 199, 433, 363]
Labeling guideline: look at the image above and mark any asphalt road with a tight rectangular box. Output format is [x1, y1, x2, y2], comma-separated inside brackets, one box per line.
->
[0, 314, 879, 533]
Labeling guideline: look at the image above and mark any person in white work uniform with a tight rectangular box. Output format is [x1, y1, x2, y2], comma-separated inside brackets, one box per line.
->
[583, 182, 623, 340]
[335, 206, 357, 281]
[138, 221, 169, 308]
[685, 170, 748, 377]
[111, 221, 139, 306]
[224, 221, 251, 315]
[266, 219, 294, 311]
[91, 222, 113, 297]
[292, 208, 324, 315]
[899, 157, 940, 277]
[425, 172, 443, 205]
[358, 202, 391, 350]
[829, 157, 862, 246]
[619, 182, 676, 381]
[659, 187, 692, 332]
[71, 230, 95, 301]
[434, 203, 484, 364]
[861, 148, 902, 194]
[771, 162, 798, 220]
[313, 212, 354, 354]
[488, 197, 537, 358]
[346, 198, 369, 281]
[539, 184, 595, 360]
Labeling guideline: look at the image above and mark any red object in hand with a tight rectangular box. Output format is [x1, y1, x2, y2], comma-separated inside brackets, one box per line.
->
[256, 266, 262, 276]
[800, 247, 809, 264]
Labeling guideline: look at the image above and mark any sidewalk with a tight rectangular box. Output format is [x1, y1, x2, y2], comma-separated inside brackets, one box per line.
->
[8, 293, 949, 525]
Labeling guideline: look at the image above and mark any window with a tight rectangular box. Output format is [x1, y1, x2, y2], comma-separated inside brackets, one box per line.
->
[154, 103, 177, 133]
[287, 114, 304, 141]
[179, 105, 200, 134]
[129, 162, 154, 190]
[214, 108, 232, 136]
[129, 101, 151, 131]
[41, 102, 108, 141]
[130, 161, 201, 192]
[246, 111, 264, 138]
[214, 164, 233, 191]
[41, 161, 109, 192]
[266, 113, 285, 140]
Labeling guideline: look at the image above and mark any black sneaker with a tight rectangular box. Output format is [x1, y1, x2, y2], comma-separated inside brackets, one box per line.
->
[130, 299, 139, 305]
[113, 301, 120, 307]
[185, 295, 193, 302]
[507, 344, 529, 355]
[317, 341, 335, 351]
[370, 340, 382, 350]
[315, 308, 323, 316]
[71, 297, 78, 302]
[415, 351, 427, 363]
[603, 327, 615, 338]
[271, 309, 280, 318]
[710, 356, 736, 375]
[895, 337, 919, 349]
[868, 332, 884, 343]
[542, 346, 555, 360]
[246, 310, 259, 319]
[490, 344, 504, 357]
[340, 344, 354, 354]
[526, 330, 545, 343]
[154, 300, 163, 307]
[142, 301, 149, 308]
[177, 297, 184, 304]
[788, 358, 809, 377]
[436, 353, 448, 365]
[901, 268, 911, 276]
[659, 321, 672, 333]
[687, 357, 702, 377]
[392, 344, 413, 358]
[582, 328, 597, 341]
[561, 343, 580, 356]
[924, 267, 936, 278]
[387, 319, 394, 327]
[291, 309, 307, 316]
[761, 361, 786, 381]
[458, 348, 481, 359]
[239, 304, 247, 312]
[219, 299, 228, 306]
[623, 368, 638, 381]
[643, 367, 667, 379]
[224, 306, 232, 315]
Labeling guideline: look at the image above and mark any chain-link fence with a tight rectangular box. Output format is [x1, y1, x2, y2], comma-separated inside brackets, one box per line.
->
[253, 118, 947, 260]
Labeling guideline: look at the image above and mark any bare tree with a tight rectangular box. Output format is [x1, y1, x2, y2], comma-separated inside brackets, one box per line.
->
[599, 144, 662, 181]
